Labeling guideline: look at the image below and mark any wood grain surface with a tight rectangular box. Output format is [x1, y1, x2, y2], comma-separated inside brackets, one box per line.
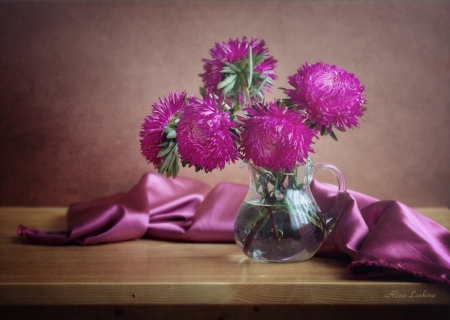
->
[1, 207, 449, 319]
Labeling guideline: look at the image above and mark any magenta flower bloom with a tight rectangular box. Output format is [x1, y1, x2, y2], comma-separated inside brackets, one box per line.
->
[239, 101, 315, 171]
[140, 92, 195, 168]
[285, 62, 367, 134]
[176, 94, 239, 172]
[199, 36, 277, 103]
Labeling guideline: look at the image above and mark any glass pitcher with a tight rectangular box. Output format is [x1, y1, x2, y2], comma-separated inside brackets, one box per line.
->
[234, 159, 346, 262]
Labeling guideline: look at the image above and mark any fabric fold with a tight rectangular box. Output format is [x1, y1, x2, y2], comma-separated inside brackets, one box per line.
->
[17, 172, 450, 285]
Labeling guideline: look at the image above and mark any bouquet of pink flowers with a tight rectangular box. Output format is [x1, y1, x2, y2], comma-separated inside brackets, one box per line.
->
[140, 36, 367, 178]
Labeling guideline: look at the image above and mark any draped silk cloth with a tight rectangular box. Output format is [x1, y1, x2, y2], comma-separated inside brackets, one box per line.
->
[17, 173, 450, 285]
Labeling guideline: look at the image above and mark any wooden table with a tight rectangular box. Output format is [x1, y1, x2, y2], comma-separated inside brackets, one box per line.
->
[1, 207, 449, 319]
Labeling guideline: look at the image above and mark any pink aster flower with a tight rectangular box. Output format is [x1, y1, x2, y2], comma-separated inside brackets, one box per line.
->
[239, 101, 315, 172]
[176, 94, 239, 172]
[140, 91, 197, 168]
[199, 36, 277, 103]
[285, 62, 367, 134]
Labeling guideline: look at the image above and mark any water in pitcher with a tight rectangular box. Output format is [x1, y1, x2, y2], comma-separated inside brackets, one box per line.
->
[234, 199, 326, 262]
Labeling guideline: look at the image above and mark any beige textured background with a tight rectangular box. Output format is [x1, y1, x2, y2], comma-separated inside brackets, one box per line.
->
[1, 0, 449, 207]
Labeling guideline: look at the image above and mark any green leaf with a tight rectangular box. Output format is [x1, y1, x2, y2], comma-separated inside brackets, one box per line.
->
[158, 141, 168, 147]
[159, 148, 175, 173]
[166, 130, 176, 139]
[220, 67, 236, 74]
[157, 140, 175, 156]
[181, 160, 190, 168]
[163, 125, 175, 134]
[199, 87, 206, 97]
[282, 98, 293, 107]
[252, 54, 265, 67]
[157, 144, 173, 158]
[253, 72, 265, 80]
[217, 74, 237, 90]
[255, 91, 264, 101]
[238, 58, 248, 70]
[320, 125, 326, 136]
[222, 78, 236, 94]
[166, 150, 177, 177]
[224, 62, 240, 73]
[255, 76, 271, 94]
[165, 166, 172, 178]
[330, 130, 338, 141]
[173, 151, 180, 178]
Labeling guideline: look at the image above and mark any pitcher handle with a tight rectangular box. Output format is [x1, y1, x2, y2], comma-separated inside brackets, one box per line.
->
[307, 162, 347, 236]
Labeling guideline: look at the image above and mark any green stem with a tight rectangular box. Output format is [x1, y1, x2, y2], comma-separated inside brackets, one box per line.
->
[268, 207, 280, 243]
[243, 214, 264, 255]
[244, 87, 251, 106]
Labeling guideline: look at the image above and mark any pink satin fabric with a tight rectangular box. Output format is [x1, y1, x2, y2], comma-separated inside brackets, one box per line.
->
[17, 173, 450, 285]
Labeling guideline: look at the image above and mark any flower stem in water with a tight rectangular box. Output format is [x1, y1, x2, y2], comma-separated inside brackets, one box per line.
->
[243, 215, 264, 255]
[268, 207, 280, 243]
[243, 206, 281, 256]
